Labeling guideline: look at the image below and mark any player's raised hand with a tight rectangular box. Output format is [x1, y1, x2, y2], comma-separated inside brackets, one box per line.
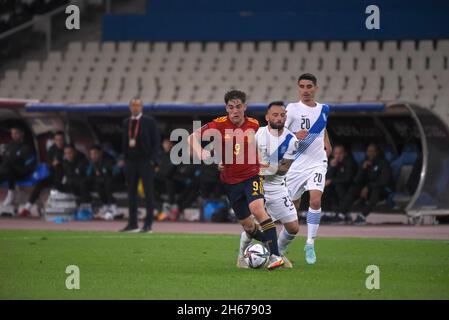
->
[362, 160, 372, 170]
[295, 130, 309, 140]
[218, 162, 224, 171]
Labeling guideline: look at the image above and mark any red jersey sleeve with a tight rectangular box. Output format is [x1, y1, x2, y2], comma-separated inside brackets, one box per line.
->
[198, 120, 218, 136]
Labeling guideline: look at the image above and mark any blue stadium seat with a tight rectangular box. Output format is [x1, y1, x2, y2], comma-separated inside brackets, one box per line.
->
[390, 143, 418, 180]
[384, 145, 396, 163]
[436, 158, 449, 197]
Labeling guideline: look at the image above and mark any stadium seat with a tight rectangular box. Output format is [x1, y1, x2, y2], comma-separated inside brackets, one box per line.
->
[418, 40, 435, 55]
[437, 39, 449, 54]
[293, 41, 308, 54]
[382, 40, 398, 54]
[153, 42, 169, 53]
[401, 40, 416, 53]
[275, 41, 291, 54]
[135, 42, 150, 54]
[346, 41, 362, 55]
[390, 144, 419, 180]
[329, 41, 344, 54]
[311, 41, 326, 54]
[364, 41, 380, 53]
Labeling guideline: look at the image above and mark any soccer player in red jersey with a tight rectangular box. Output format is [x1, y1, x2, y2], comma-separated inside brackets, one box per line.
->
[188, 90, 284, 270]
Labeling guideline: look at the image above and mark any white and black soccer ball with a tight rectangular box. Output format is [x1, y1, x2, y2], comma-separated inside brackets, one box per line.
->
[244, 243, 270, 269]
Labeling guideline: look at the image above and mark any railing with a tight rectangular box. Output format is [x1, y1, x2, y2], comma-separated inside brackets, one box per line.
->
[0, 4, 71, 54]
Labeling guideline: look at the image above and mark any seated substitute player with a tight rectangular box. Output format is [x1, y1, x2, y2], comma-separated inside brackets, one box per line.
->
[86, 145, 119, 218]
[249, 101, 300, 268]
[188, 90, 285, 270]
[285, 73, 332, 265]
[0, 127, 36, 207]
[19, 131, 66, 217]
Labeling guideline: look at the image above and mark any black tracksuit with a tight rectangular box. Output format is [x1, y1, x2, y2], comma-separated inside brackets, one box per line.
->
[339, 155, 393, 217]
[122, 114, 161, 228]
[0, 141, 36, 189]
[28, 144, 64, 204]
[323, 154, 357, 211]
[154, 150, 177, 205]
[55, 154, 90, 203]
[86, 159, 116, 205]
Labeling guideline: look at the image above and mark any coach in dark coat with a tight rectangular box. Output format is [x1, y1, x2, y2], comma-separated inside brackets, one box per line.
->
[121, 98, 161, 232]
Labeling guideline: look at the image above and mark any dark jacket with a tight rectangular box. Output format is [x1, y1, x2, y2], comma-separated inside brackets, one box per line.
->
[56, 154, 88, 185]
[86, 159, 114, 180]
[354, 155, 394, 190]
[1, 141, 35, 172]
[45, 144, 64, 176]
[327, 154, 357, 187]
[122, 114, 161, 164]
[155, 151, 177, 179]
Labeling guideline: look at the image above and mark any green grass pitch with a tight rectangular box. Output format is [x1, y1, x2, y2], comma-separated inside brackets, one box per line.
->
[1, 229, 448, 299]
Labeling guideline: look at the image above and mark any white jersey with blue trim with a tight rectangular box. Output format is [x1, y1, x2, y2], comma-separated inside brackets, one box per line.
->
[255, 126, 298, 190]
[285, 100, 329, 172]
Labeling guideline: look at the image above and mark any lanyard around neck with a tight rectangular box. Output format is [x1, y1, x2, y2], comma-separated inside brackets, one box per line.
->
[129, 118, 140, 139]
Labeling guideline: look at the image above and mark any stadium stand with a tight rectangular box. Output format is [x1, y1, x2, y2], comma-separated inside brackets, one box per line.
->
[0, 0, 69, 32]
[1, 39, 448, 125]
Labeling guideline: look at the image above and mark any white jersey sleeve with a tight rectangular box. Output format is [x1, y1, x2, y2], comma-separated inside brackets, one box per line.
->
[255, 128, 277, 176]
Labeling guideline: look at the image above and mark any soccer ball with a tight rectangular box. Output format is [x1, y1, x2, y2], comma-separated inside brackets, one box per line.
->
[244, 243, 270, 269]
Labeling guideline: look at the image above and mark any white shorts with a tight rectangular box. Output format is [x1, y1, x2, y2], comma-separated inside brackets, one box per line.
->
[286, 166, 327, 201]
[264, 185, 298, 224]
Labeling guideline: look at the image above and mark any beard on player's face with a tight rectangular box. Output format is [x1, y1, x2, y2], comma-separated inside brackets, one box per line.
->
[269, 120, 284, 130]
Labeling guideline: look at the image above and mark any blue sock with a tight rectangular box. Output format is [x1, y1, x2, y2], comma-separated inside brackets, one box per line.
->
[306, 207, 321, 245]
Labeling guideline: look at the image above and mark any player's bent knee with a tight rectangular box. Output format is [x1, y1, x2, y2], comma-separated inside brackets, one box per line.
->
[285, 221, 299, 235]
[310, 198, 321, 210]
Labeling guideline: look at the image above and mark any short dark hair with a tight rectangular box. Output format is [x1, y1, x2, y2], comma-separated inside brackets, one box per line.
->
[333, 144, 347, 152]
[64, 144, 76, 151]
[298, 73, 317, 86]
[89, 144, 102, 152]
[54, 131, 64, 137]
[10, 126, 24, 133]
[267, 101, 285, 112]
[224, 90, 246, 104]
[130, 97, 142, 105]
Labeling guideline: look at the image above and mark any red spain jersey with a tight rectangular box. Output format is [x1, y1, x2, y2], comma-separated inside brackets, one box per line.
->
[199, 116, 260, 184]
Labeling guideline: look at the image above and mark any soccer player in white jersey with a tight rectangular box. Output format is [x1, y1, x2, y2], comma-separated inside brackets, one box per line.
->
[238, 101, 299, 268]
[285, 73, 332, 265]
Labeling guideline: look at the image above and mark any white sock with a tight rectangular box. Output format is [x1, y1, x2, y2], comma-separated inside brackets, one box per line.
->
[306, 207, 321, 245]
[3, 190, 15, 205]
[24, 202, 32, 211]
[239, 231, 252, 256]
[109, 204, 117, 215]
[100, 205, 108, 213]
[278, 227, 297, 256]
